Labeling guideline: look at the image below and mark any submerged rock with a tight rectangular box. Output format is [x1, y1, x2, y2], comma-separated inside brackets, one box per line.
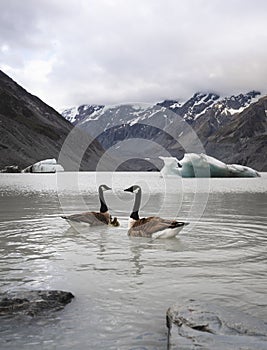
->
[0, 290, 74, 317]
[167, 300, 267, 350]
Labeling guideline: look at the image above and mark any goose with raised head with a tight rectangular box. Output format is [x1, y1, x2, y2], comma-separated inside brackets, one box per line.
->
[124, 185, 188, 238]
[61, 184, 119, 227]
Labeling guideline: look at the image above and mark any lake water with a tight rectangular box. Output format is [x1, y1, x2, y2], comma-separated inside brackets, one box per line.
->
[0, 172, 266, 349]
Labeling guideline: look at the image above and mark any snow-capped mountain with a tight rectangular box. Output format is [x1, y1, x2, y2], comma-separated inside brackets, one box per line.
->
[158, 92, 220, 122]
[158, 90, 261, 122]
[204, 94, 267, 172]
[62, 91, 261, 128]
[60, 91, 266, 171]
[61, 104, 104, 124]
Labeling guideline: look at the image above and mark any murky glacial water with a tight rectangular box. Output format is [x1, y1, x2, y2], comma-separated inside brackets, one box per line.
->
[0, 172, 266, 349]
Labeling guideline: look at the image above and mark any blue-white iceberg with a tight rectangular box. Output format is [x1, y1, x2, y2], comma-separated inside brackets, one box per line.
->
[22, 158, 64, 173]
[160, 154, 260, 178]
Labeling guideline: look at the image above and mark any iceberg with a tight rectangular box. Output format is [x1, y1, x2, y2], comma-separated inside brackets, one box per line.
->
[22, 158, 64, 173]
[160, 153, 260, 178]
[159, 157, 181, 177]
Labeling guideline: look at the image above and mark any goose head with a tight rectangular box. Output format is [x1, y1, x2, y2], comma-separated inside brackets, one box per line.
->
[99, 184, 112, 192]
[124, 185, 141, 194]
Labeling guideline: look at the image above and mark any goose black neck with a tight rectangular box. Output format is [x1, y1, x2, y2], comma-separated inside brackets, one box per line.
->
[130, 189, 141, 220]
[130, 211, 139, 220]
[99, 188, 108, 213]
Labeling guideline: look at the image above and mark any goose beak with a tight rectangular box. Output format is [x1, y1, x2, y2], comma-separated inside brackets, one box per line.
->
[124, 187, 132, 192]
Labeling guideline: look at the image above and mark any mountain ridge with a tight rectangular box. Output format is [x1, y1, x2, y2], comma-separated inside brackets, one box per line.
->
[61, 90, 261, 126]
[1, 69, 265, 172]
[61, 90, 267, 171]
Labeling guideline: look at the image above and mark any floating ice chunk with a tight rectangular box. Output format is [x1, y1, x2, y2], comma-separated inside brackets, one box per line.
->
[160, 153, 260, 178]
[227, 163, 260, 177]
[159, 157, 181, 176]
[22, 158, 64, 173]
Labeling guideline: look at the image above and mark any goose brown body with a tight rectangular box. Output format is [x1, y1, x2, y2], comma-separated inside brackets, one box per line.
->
[124, 185, 188, 238]
[61, 185, 119, 227]
[128, 216, 186, 237]
[62, 211, 110, 226]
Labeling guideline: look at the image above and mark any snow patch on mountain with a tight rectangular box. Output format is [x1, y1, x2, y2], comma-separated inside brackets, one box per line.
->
[60, 106, 79, 123]
[212, 91, 261, 117]
[61, 104, 104, 125]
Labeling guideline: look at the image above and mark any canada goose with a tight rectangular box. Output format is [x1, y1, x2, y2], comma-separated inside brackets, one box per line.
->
[61, 184, 119, 227]
[124, 185, 188, 238]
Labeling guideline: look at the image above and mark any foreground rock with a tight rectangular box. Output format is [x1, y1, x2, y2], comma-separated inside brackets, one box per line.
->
[0, 290, 74, 317]
[167, 300, 267, 350]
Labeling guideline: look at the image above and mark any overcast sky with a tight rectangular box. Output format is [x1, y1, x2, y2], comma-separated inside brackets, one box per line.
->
[1, 0, 267, 110]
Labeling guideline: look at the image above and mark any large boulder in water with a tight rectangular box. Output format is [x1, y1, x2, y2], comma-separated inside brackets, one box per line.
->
[167, 300, 267, 349]
[0, 290, 74, 317]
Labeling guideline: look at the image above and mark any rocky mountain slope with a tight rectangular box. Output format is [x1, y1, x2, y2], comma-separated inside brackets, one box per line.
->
[0, 70, 105, 171]
[204, 95, 267, 171]
[61, 91, 267, 171]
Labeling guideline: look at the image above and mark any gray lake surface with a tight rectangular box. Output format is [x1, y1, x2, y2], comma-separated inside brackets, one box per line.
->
[0, 172, 266, 349]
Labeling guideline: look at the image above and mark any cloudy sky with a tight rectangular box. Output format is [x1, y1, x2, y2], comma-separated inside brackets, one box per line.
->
[1, 0, 267, 110]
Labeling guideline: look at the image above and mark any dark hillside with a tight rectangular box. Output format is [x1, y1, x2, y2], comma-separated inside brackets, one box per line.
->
[0, 70, 104, 171]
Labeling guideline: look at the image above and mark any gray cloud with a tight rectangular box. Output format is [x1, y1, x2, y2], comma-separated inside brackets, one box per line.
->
[1, 0, 267, 109]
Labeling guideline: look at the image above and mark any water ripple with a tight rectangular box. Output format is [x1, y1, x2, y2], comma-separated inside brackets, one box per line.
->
[0, 174, 266, 349]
